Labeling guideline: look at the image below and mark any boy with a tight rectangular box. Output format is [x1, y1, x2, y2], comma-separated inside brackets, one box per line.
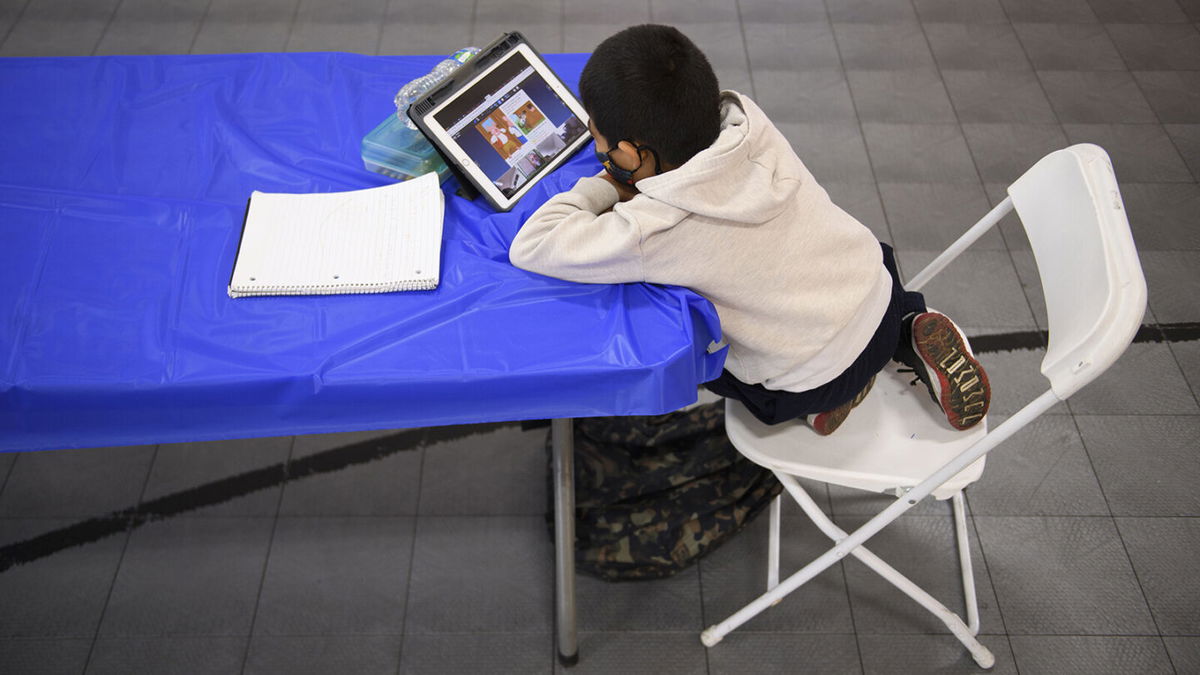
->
[510, 24, 989, 435]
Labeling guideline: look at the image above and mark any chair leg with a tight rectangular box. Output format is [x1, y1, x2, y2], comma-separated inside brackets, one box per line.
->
[702, 474, 995, 669]
[701, 475, 839, 647]
[952, 491, 981, 635]
[846, 532, 994, 669]
[768, 494, 781, 592]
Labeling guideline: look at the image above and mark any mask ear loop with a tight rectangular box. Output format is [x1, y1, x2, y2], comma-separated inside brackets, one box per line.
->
[598, 141, 664, 185]
[598, 141, 640, 185]
[602, 150, 637, 185]
[641, 145, 663, 176]
[604, 143, 663, 185]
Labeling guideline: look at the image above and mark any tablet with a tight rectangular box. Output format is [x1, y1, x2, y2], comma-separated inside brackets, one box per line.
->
[409, 32, 592, 212]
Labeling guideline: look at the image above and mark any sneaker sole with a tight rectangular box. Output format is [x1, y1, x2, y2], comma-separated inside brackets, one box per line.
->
[810, 376, 875, 436]
[911, 313, 990, 430]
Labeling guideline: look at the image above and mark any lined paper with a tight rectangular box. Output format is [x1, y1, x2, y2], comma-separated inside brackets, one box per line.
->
[228, 172, 443, 297]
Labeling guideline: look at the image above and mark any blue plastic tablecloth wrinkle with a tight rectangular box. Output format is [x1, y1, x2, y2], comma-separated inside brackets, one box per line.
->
[0, 53, 725, 452]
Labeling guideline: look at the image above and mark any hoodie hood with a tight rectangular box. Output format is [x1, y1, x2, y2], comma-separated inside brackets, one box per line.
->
[633, 91, 804, 224]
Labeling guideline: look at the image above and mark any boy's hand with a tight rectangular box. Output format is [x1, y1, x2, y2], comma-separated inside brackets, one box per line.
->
[600, 172, 640, 202]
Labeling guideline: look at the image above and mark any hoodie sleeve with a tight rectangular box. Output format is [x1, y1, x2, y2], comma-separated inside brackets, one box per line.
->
[509, 174, 646, 283]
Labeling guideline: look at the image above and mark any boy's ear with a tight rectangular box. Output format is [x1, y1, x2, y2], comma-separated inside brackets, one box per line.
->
[615, 140, 654, 169]
[615, 140, 641, 158]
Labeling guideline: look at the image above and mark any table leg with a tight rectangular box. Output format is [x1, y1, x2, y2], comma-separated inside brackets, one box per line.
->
[551, 418, 578, 666]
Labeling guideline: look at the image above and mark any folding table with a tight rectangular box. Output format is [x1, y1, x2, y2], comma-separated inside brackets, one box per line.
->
[0, 52, 725, 665]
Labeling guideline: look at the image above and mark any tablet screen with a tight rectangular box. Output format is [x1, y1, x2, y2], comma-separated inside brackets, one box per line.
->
[422, 43, 590, 209]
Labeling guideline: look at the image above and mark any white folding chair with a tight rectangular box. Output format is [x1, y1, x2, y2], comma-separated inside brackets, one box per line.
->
[700, 144, 1147, 668]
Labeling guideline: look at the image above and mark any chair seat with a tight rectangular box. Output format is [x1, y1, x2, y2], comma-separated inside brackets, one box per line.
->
[725, 365, 988, 500]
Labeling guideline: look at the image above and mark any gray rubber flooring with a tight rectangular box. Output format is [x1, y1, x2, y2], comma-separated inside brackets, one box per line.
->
[2, 1, 1199, 672]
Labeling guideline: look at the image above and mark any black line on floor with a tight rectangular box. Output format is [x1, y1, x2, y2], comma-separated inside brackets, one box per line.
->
[1160, 321, 1200, 343]
[969, 322, 1195, 353]
[968, 329, 1048, 353]
[0, 423, 513, 572]
[1, 323, 1197, 571]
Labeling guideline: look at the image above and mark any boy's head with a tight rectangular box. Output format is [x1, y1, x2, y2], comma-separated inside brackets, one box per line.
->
[579, 24, 721, 171]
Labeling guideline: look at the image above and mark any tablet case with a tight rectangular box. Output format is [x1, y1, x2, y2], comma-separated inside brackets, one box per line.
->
[408, 31, 585, 211]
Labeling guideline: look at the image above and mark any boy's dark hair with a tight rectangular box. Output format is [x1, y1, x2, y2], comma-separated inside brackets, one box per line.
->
[579, 24, 721, 169]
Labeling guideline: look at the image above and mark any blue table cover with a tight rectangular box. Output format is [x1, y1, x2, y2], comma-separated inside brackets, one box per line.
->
[0, 53, 724, 452]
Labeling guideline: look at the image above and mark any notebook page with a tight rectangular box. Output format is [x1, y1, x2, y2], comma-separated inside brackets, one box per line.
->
[230, 172, 442, 295]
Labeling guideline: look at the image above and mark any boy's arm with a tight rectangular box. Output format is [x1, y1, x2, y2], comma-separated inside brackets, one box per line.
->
[509, 174, 645, 284]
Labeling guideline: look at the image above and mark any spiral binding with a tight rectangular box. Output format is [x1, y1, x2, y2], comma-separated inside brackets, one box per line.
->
[227, 277, 438, 298]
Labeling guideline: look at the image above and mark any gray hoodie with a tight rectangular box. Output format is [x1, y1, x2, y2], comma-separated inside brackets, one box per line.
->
[510, 92, 890, 392]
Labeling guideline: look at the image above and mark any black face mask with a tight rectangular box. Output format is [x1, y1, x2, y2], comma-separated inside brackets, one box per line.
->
[595, 141, 661, 185]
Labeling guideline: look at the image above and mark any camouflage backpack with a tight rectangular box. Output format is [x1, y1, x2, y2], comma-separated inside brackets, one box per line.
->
[547, 402, 782, 581]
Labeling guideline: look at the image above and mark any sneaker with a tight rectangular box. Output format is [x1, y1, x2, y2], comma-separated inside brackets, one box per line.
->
[896, 312, 990, 430]
[807, 375, 875, 436]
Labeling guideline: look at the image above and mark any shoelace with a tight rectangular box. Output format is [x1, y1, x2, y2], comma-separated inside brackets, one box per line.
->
[897, 367, 921, 387]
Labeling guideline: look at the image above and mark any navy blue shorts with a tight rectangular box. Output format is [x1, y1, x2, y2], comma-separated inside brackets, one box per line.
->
[704, 243, 926, 425]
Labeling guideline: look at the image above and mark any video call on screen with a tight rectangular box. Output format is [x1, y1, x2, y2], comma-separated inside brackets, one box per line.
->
[435, 51, 588, 197]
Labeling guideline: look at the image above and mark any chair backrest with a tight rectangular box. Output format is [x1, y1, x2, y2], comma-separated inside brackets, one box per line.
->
[1006, 144, 1147, 400]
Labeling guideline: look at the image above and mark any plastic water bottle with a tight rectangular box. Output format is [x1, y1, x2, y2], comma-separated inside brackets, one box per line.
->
[394, 47, 480, 129]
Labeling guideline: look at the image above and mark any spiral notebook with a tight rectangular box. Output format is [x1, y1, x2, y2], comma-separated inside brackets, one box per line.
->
[228, 172, 444, 298]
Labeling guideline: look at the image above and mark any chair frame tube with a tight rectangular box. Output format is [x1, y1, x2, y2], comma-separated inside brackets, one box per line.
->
[702, 389, 1062, 667]
[906, 197, 1013, 292]
[768, 495, 781, 592]
[953, 491, 981, 635]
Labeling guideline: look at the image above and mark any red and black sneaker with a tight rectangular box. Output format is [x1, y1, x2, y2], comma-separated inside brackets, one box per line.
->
[895, 312, 990, 430]
[807, 375, 875, 436]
